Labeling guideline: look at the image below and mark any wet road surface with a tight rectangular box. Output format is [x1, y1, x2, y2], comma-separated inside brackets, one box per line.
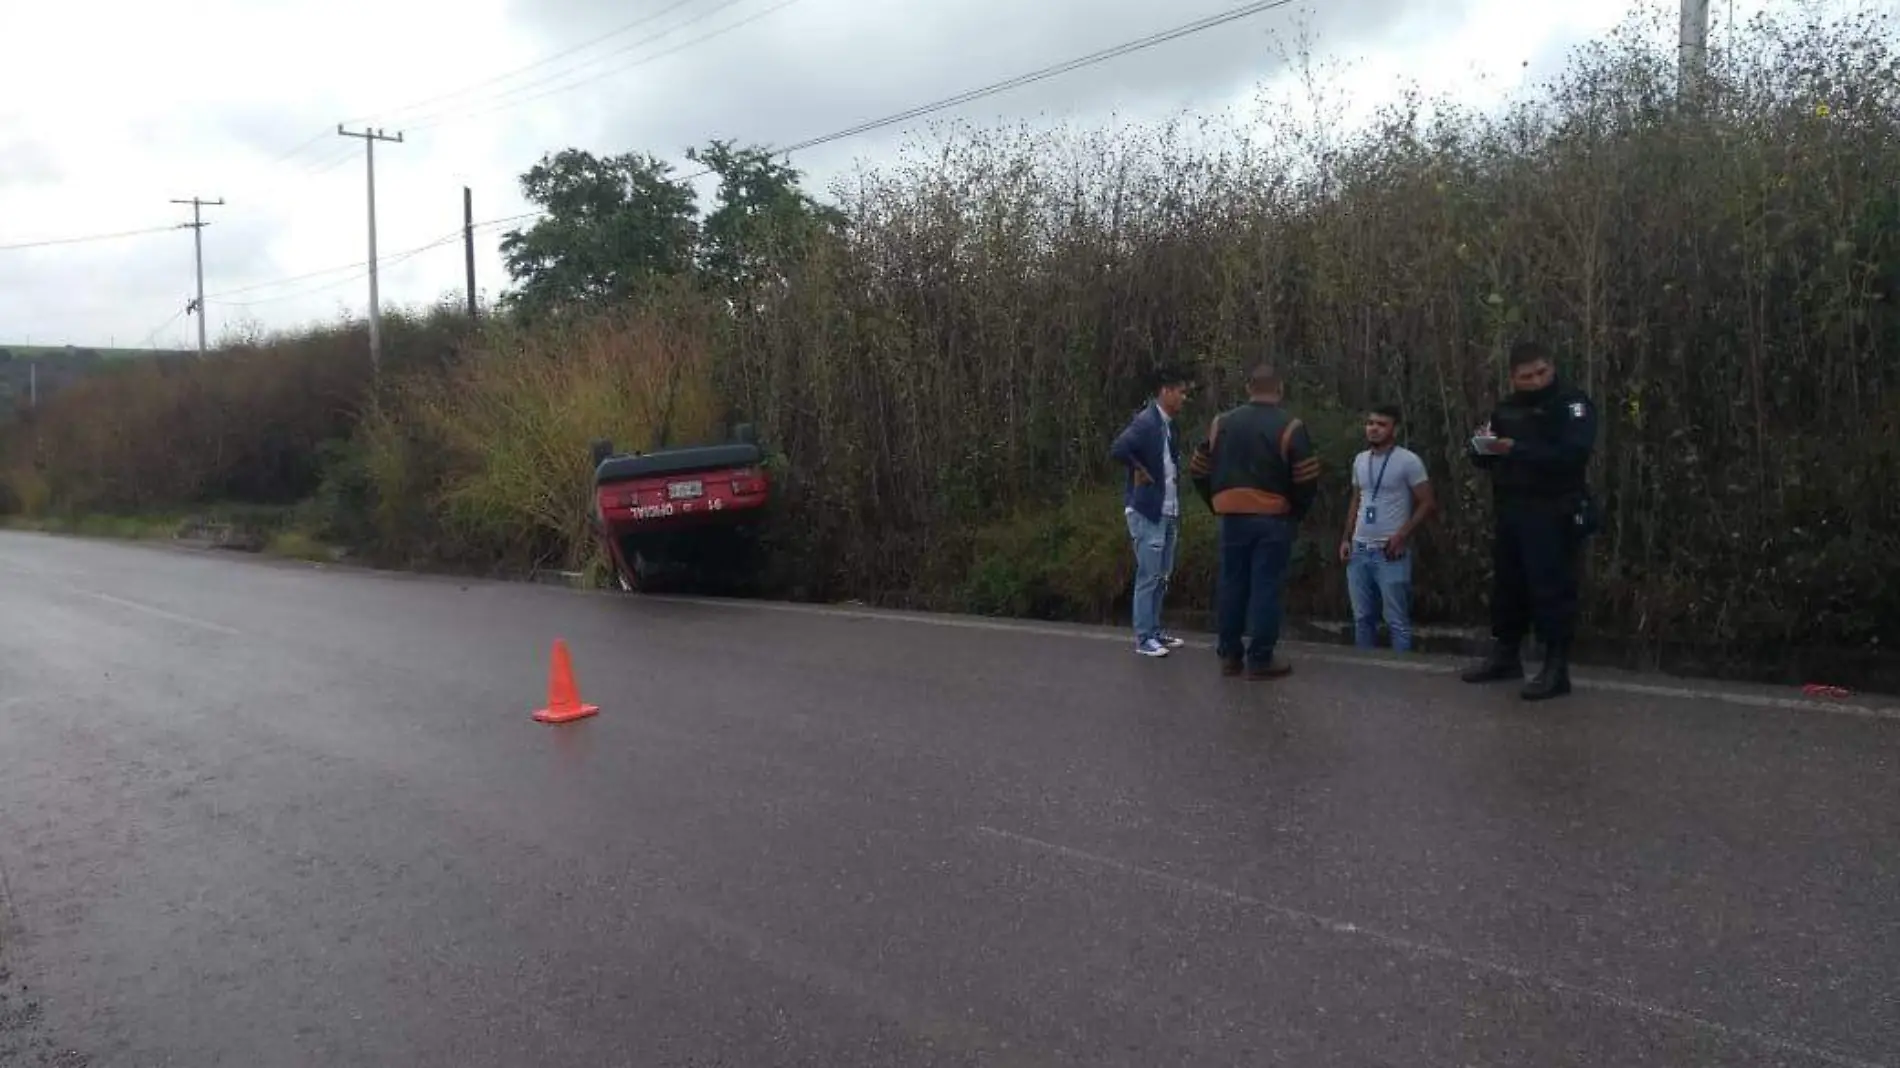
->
[0, 531, 1896, 1068]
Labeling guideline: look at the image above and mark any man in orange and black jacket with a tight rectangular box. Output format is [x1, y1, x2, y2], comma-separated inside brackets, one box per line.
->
[1189, 364, 1321, 680]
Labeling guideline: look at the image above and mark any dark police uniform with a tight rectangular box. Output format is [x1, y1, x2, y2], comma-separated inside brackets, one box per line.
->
[1462, 378, 1598, 699]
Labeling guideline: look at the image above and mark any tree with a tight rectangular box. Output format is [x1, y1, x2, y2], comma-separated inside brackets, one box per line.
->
[686, 140, 846, 299]
[498, 148, 700, 319]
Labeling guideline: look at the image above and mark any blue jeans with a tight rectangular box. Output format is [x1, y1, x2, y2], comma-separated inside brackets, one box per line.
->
[1216, 514, 1294, 667]
[1127, 511, 1179, 643]
[1346, 543, 1414, 652]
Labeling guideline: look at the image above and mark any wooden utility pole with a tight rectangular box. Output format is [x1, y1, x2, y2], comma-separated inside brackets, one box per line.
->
[1679, 0, 1710, 102]
[170, 196, 224, 355]
[337, 125, 404, 374]
[464, 186, 477, 321]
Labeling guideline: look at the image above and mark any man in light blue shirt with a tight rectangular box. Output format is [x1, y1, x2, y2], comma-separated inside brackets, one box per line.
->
[1337, 404, 1437, 652]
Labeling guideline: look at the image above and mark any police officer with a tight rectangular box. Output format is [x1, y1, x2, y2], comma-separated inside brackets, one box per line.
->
[1460, 340, 1598, 700]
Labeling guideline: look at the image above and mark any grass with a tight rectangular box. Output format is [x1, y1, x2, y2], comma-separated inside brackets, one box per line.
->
[6, 505, 343, 572]
[264, 529, 337, 563]
[2, 503, 306, 546]
[3, 513, 180, 540]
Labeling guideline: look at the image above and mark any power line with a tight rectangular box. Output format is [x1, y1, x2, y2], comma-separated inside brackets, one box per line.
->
[250, 1, 779, 168]
[299, 145, 364, 177]
[0, 223, 183, 253]
[137, 307, 190, 349]
[248, 0, 730, 168]
[342, 0, 714, 126]
[470, 0, 1304, 232]
[191, 3, 761, 220]
[6, 144, 356, 268]
[204, 210, 526, 304]
[204, 257, 382, 300]
[258, 128, 337, 169]
[209, 229, 467, 308]
[776, 0, 1303, 155]
[405, 0, 799, 132]
[164, 0, 1308, 315]
[247, 1, 717, 165]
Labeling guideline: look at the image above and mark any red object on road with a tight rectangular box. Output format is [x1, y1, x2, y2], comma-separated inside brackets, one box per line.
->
[587, 428, 774, 593]
[1802, 683, 1853, 700]
[533, 638, 599, 724]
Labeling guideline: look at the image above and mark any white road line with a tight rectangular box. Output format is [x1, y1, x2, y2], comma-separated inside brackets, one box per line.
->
[0, 554, 240, 636]
[648, 594, 1900, 721]
[972, 826, 1889, 1068]
[74, 590, 241, 636]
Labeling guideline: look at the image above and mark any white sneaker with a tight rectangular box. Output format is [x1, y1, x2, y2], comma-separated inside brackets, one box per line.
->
[1158, 634, 1186, 649]
[1136, 638, 1171, 657]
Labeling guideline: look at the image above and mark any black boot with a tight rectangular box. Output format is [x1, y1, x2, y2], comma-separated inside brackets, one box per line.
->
[1521, 641, 1572, 701]
[1460, 640, 1523, 683]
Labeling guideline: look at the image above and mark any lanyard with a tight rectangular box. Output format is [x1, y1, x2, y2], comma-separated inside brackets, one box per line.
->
[1365, 448, 1394, 499]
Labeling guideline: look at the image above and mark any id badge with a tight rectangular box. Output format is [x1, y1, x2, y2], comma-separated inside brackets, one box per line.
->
[1363, 506, 1377, 525]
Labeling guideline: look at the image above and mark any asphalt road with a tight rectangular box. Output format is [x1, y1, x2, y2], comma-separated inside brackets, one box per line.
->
[0, 531, 1896, 1068]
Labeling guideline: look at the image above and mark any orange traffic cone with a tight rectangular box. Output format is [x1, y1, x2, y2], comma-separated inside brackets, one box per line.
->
[533, 638, 599, 724]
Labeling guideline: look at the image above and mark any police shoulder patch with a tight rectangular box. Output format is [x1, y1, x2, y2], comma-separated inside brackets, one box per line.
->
[1568, 400, 1587, 418]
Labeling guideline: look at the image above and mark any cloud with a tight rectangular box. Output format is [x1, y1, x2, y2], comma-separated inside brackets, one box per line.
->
[0, 133, 60, 189]
[498, 0, 1472, 171]
[1, 0, 1710, 347]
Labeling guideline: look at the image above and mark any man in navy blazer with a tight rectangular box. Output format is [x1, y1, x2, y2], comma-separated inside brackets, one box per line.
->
[1110, 367, 1192, 657]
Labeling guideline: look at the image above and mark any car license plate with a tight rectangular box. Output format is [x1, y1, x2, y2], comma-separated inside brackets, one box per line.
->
[668, 480, 704, 500]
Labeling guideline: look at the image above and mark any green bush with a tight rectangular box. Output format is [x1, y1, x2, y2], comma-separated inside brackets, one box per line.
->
[961, 489, 1157, 620]
[352, 298, 724, 574]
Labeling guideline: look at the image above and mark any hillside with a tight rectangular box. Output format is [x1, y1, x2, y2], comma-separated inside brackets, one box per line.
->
[0, 344, 194, 361]
[0, 344, 194, 418]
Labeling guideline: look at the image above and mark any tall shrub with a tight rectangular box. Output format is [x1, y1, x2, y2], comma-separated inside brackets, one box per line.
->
[708, 3, 1900, 652]
[355, 293, 724, 573]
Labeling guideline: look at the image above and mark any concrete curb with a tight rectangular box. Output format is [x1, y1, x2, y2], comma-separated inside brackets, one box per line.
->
[25, 529, 1899, 719]
[637, 593, 1900, 723]
[172, 518, 266, 553]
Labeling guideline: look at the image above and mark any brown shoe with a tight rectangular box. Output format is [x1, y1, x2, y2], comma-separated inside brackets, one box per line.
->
[1220, 657, 1244, 677]
[1245, 657, 1293, 681]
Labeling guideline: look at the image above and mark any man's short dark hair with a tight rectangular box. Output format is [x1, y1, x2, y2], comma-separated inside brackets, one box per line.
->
[1151, 364, 1192, 392]
[1508, 340, 1550, 369]
[1247, 363, 1283, 395]
[1369, 404, 1402, 425]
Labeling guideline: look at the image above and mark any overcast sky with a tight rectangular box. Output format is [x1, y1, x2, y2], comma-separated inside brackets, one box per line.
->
[0, 0, 1804, 349]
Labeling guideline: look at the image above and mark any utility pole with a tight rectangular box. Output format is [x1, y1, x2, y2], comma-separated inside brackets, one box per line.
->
[170, 196, 224, 355]
[1679, 0, 1710, 103]
[337, 125, 403, 374]
[463, 186, 478, 321]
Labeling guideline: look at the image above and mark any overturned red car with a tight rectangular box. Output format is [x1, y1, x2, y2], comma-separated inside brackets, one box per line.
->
[587, 425, 773, 593]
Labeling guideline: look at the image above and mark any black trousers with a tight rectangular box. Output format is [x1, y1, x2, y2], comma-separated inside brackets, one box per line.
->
[1490, 498, 1584, 648]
